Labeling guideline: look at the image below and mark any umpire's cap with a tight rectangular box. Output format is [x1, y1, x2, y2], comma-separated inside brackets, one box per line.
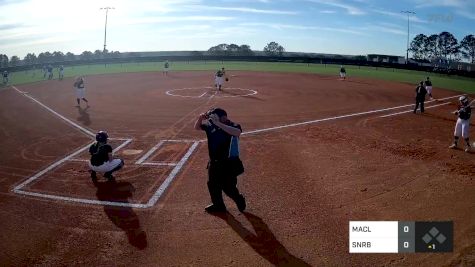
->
[207, 108, 227, 118]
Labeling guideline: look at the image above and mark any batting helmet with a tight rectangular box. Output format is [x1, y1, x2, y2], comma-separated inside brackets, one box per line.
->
[95, 131, 108, 143]
[459, 96, 469, 104]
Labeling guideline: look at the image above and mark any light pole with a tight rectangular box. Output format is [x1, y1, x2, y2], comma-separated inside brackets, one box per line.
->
[100, 7, 114, 53]
[401, 11, 416, 64]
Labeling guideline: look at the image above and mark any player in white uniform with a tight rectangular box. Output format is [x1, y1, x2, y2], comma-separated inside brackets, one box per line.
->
[424, 77, 433, 100]
[73, 76, 89, 107]
[215, 69, 225, 91]
[449, 96, 472, 152]
[163, 60, 170, 76]
[58, 65, 64, 80]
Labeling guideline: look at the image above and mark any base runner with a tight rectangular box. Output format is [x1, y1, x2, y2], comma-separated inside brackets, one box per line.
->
[425, 77, 433, 100]
[449, 96, 472, 152]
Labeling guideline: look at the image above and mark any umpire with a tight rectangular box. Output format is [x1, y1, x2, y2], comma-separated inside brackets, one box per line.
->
[414, 81, 427, 114]
[194, 108, 246, 213]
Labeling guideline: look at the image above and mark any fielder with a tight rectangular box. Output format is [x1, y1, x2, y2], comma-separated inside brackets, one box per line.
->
[2, 70, 8, 85]
[47, 65, 53, 80]
[425, 77, 433, 100]
[215, 68, 227, 91]
[89, 131, 125, 182]
[340, 65, 346, 80]
[58, 65, 64, 80]
[73, 76, 89, 107]
[449, 96, 472, 152]
[163, 60, 170, 76]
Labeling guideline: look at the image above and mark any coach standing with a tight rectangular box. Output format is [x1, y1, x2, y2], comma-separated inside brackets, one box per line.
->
[414, 81, 427, 114]
[194, 108, 246, 213]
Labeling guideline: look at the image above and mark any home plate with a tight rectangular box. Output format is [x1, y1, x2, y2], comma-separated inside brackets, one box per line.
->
[122, 149, 143, 155]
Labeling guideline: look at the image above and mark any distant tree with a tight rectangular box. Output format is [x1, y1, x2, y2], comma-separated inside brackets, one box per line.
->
[425, 34, 440, 61]
[264, 41, 285, 56]
[38, 52, 53, 63]
[208, 43, 228, 56]
[80, 51, 94, 60]
[226, 43, 240, 55]
[438, 31, 458, 61]
[112, 51, 121, 57]
[9, 55, 20, 66]
[238, 44, 254, 56]
[65, 52, 76, 61]
[24, 53, 37, 65]
[52, 51, 65, 62]
[410, 34, 428, 60]
[460, 34, 475, 63]
[0, 54, 9, 67]
[94, 49, 103, 59]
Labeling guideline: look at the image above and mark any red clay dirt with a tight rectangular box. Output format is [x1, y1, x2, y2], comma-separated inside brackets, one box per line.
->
[0, 71, 474, 266]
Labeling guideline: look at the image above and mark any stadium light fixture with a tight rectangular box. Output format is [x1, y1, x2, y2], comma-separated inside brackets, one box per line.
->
[401, 11, 416, 64]
[100, 7, 115, 53]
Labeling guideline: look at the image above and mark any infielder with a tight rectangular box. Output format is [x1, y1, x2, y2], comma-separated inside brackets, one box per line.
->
[340, 65, 346, 80]
[89, 131, 125, 182]
[73, 76, 89, 107]
[2, 70, 8, 85]
[163, 60, 170, 76]
[425, 77, 433, 100]
[449, 96, 472, 152]
[215, 68, 227, 91]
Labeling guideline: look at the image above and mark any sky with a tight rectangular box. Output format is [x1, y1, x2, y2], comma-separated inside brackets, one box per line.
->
[0, 0, 474, 58]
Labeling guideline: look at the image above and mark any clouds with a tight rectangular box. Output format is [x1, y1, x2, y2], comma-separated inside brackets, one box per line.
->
[306, 0, 366, 15]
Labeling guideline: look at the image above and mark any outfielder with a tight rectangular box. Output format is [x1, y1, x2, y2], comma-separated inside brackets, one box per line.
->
[89, 131, 125, 182]
[163, 60, 170, 76]
[340, 65, 346, 80]
[425, 77, 433, 100]
[449, 96, 472, 152]
[47, 65, 53, 80]
[73, 76, 89, 107]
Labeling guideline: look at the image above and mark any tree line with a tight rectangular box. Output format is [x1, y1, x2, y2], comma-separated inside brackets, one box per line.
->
[0, 49, 122, 68]
[410, 32, 475, 63]
[207, 41, 285, 57]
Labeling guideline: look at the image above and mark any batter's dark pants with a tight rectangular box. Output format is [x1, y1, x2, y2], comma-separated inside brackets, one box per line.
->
[207, 160, 243, 208]
[414, 97, 425, 113]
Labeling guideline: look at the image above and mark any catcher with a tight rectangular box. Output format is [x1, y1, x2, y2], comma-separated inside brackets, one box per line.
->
[89, 131, 125, 182]
[449, 96, 472, 152]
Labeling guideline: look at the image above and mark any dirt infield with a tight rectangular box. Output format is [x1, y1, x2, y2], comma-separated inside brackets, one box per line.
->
[0, 71, 474, 266]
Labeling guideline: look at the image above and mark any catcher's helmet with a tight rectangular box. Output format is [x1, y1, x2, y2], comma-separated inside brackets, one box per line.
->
[96, 131, 108, 143]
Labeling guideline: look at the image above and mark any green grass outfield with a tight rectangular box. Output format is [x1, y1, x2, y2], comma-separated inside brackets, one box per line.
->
[3, 61, 475, 93]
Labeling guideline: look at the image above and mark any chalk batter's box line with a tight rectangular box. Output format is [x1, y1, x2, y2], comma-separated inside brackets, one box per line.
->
[12, 138, 201, 209]
[135, 139, 196, 166]
[66, 138, 133, 163]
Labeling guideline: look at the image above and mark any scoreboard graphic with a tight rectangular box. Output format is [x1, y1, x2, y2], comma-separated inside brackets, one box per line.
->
[349, 221, 453, 253]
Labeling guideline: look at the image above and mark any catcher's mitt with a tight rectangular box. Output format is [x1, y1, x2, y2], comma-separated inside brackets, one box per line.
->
[225, 78, 229, 82]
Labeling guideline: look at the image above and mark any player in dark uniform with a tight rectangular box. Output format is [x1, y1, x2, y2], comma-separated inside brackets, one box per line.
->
[42, 65, 47, 79]
[424, 77, 433, 100]
[2, 70, 8, 85]
[47, 65, 53, 80]
[194, 108, 246, 213]
[88, 131, 125, 182]
[163, 60, 169, 76]
[340, 65, 346, 80]
[413, 81, 427, 113]
[449, 96, 472, 152]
